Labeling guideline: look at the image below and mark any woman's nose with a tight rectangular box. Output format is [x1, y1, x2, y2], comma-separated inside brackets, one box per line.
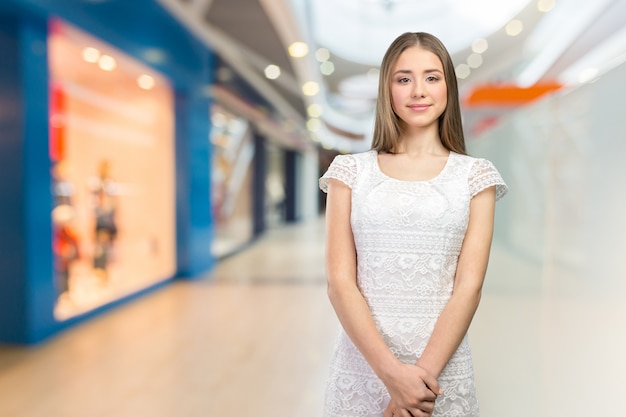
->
[411, 81, 425, 98]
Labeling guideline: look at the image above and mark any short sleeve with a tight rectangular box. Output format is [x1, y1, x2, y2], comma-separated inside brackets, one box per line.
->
[319, 154, 357, 193]
[468, 158, 509, 201]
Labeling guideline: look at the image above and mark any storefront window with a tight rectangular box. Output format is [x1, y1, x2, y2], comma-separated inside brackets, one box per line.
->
[210, 105, 254, 258]
[49, 20, 176, 320]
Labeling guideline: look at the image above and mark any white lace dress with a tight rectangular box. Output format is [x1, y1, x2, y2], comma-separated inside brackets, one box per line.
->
[319, 150, 508, 417]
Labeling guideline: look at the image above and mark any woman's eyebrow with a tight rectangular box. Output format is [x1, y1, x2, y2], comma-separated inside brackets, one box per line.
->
[392, 68, 443, 76]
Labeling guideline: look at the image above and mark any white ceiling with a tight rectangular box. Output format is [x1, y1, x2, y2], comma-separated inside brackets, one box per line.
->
[158, 0, 626, 152]
[306, 0, 531, 65]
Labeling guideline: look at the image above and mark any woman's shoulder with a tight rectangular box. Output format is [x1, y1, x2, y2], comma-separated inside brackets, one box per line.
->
[331, 149, 376, 166]
[456, 153, 508, 200]
[344, 149, 377, 160]
[452, 152, 480, 163]
[451, 152, 496, 169]
[447, 152, 501, 178]
[320, 150, 375, 192]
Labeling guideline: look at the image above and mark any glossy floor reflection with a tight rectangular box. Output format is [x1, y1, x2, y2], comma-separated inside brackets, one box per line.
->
[0, 220, 337, 417]
[1, 217, 624, 416]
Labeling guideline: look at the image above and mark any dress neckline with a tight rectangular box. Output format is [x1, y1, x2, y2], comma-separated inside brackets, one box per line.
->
[372, 150, 454, 183]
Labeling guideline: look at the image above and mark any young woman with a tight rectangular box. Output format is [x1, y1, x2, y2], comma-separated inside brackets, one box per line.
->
[319, 32, 508, 417]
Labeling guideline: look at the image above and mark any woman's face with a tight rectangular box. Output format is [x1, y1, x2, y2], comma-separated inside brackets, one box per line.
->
[390, 46, 447, 131]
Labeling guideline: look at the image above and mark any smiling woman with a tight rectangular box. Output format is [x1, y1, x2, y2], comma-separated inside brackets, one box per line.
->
[389, 47, 448, 133]
[319, 32, 508, 417]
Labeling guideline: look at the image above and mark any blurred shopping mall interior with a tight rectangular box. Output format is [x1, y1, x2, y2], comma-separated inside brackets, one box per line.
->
[1, 0, 625, 416]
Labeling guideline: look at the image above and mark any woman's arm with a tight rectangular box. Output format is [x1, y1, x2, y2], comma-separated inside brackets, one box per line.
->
[325, 179, 440, 415]
[416, 186, 497, 378]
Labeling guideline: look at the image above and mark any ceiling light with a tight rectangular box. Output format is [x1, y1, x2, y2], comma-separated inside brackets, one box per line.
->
[467, 53, 483, 69]
[471, 39, 488, 54]
[537, 0, 556, 13]
[82, 47, 100, 63]
[302, 81, 320, 96]
[315, 48, 330, 62]
[137, 74, 155, 90]
[264, 64, 281, 80]
[288, 42, 309, 58]
[306, 118, 322, 132]
[307, 103, 323, 118]
[505, 19, 524, 36]
[320, 61, 335, 75]
[98, 55, 116, 71]
[455, 64, 470, 79]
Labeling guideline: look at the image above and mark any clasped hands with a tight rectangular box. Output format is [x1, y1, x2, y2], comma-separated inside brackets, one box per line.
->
[382, 363, 442, 417]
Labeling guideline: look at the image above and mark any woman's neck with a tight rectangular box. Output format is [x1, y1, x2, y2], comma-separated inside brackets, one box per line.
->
[396, 131, 446, 156]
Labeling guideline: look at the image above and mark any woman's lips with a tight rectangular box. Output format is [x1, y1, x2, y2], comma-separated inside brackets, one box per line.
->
[408, 104, 431, 111]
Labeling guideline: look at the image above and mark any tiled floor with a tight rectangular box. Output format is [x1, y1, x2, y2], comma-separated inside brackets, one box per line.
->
[1, 217, 624, 416]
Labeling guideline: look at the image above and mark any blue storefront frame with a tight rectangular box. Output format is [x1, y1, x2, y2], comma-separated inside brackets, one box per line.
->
[0, 0, 216, 344]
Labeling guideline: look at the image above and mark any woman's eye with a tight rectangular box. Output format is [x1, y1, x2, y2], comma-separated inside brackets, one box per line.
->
[426, 76, 440, 82]
[397, 77, 410, 84]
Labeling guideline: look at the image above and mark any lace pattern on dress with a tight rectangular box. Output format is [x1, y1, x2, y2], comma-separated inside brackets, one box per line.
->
[319, 151, 507, 417]
[468, 158, 509, 200]
[319, 154, 358, 192]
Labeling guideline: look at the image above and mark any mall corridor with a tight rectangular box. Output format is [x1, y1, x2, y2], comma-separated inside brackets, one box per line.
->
[0, 219, 337, 417]
[2, 1, 626, 416]
[2, 214, 626, 417]
[0, 222, 336, 417]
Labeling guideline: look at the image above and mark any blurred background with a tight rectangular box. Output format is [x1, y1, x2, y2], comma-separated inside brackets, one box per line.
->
[1, 0, 625, 416]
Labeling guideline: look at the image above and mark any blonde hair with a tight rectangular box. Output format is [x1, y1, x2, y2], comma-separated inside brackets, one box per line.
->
[371, 32, 466, 155]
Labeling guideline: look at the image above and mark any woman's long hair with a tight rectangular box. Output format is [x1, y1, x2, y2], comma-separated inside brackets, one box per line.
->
[371, 32, 466, 155]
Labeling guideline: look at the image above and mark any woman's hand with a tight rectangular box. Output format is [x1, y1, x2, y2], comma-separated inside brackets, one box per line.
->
[382, 363, 441, 417]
